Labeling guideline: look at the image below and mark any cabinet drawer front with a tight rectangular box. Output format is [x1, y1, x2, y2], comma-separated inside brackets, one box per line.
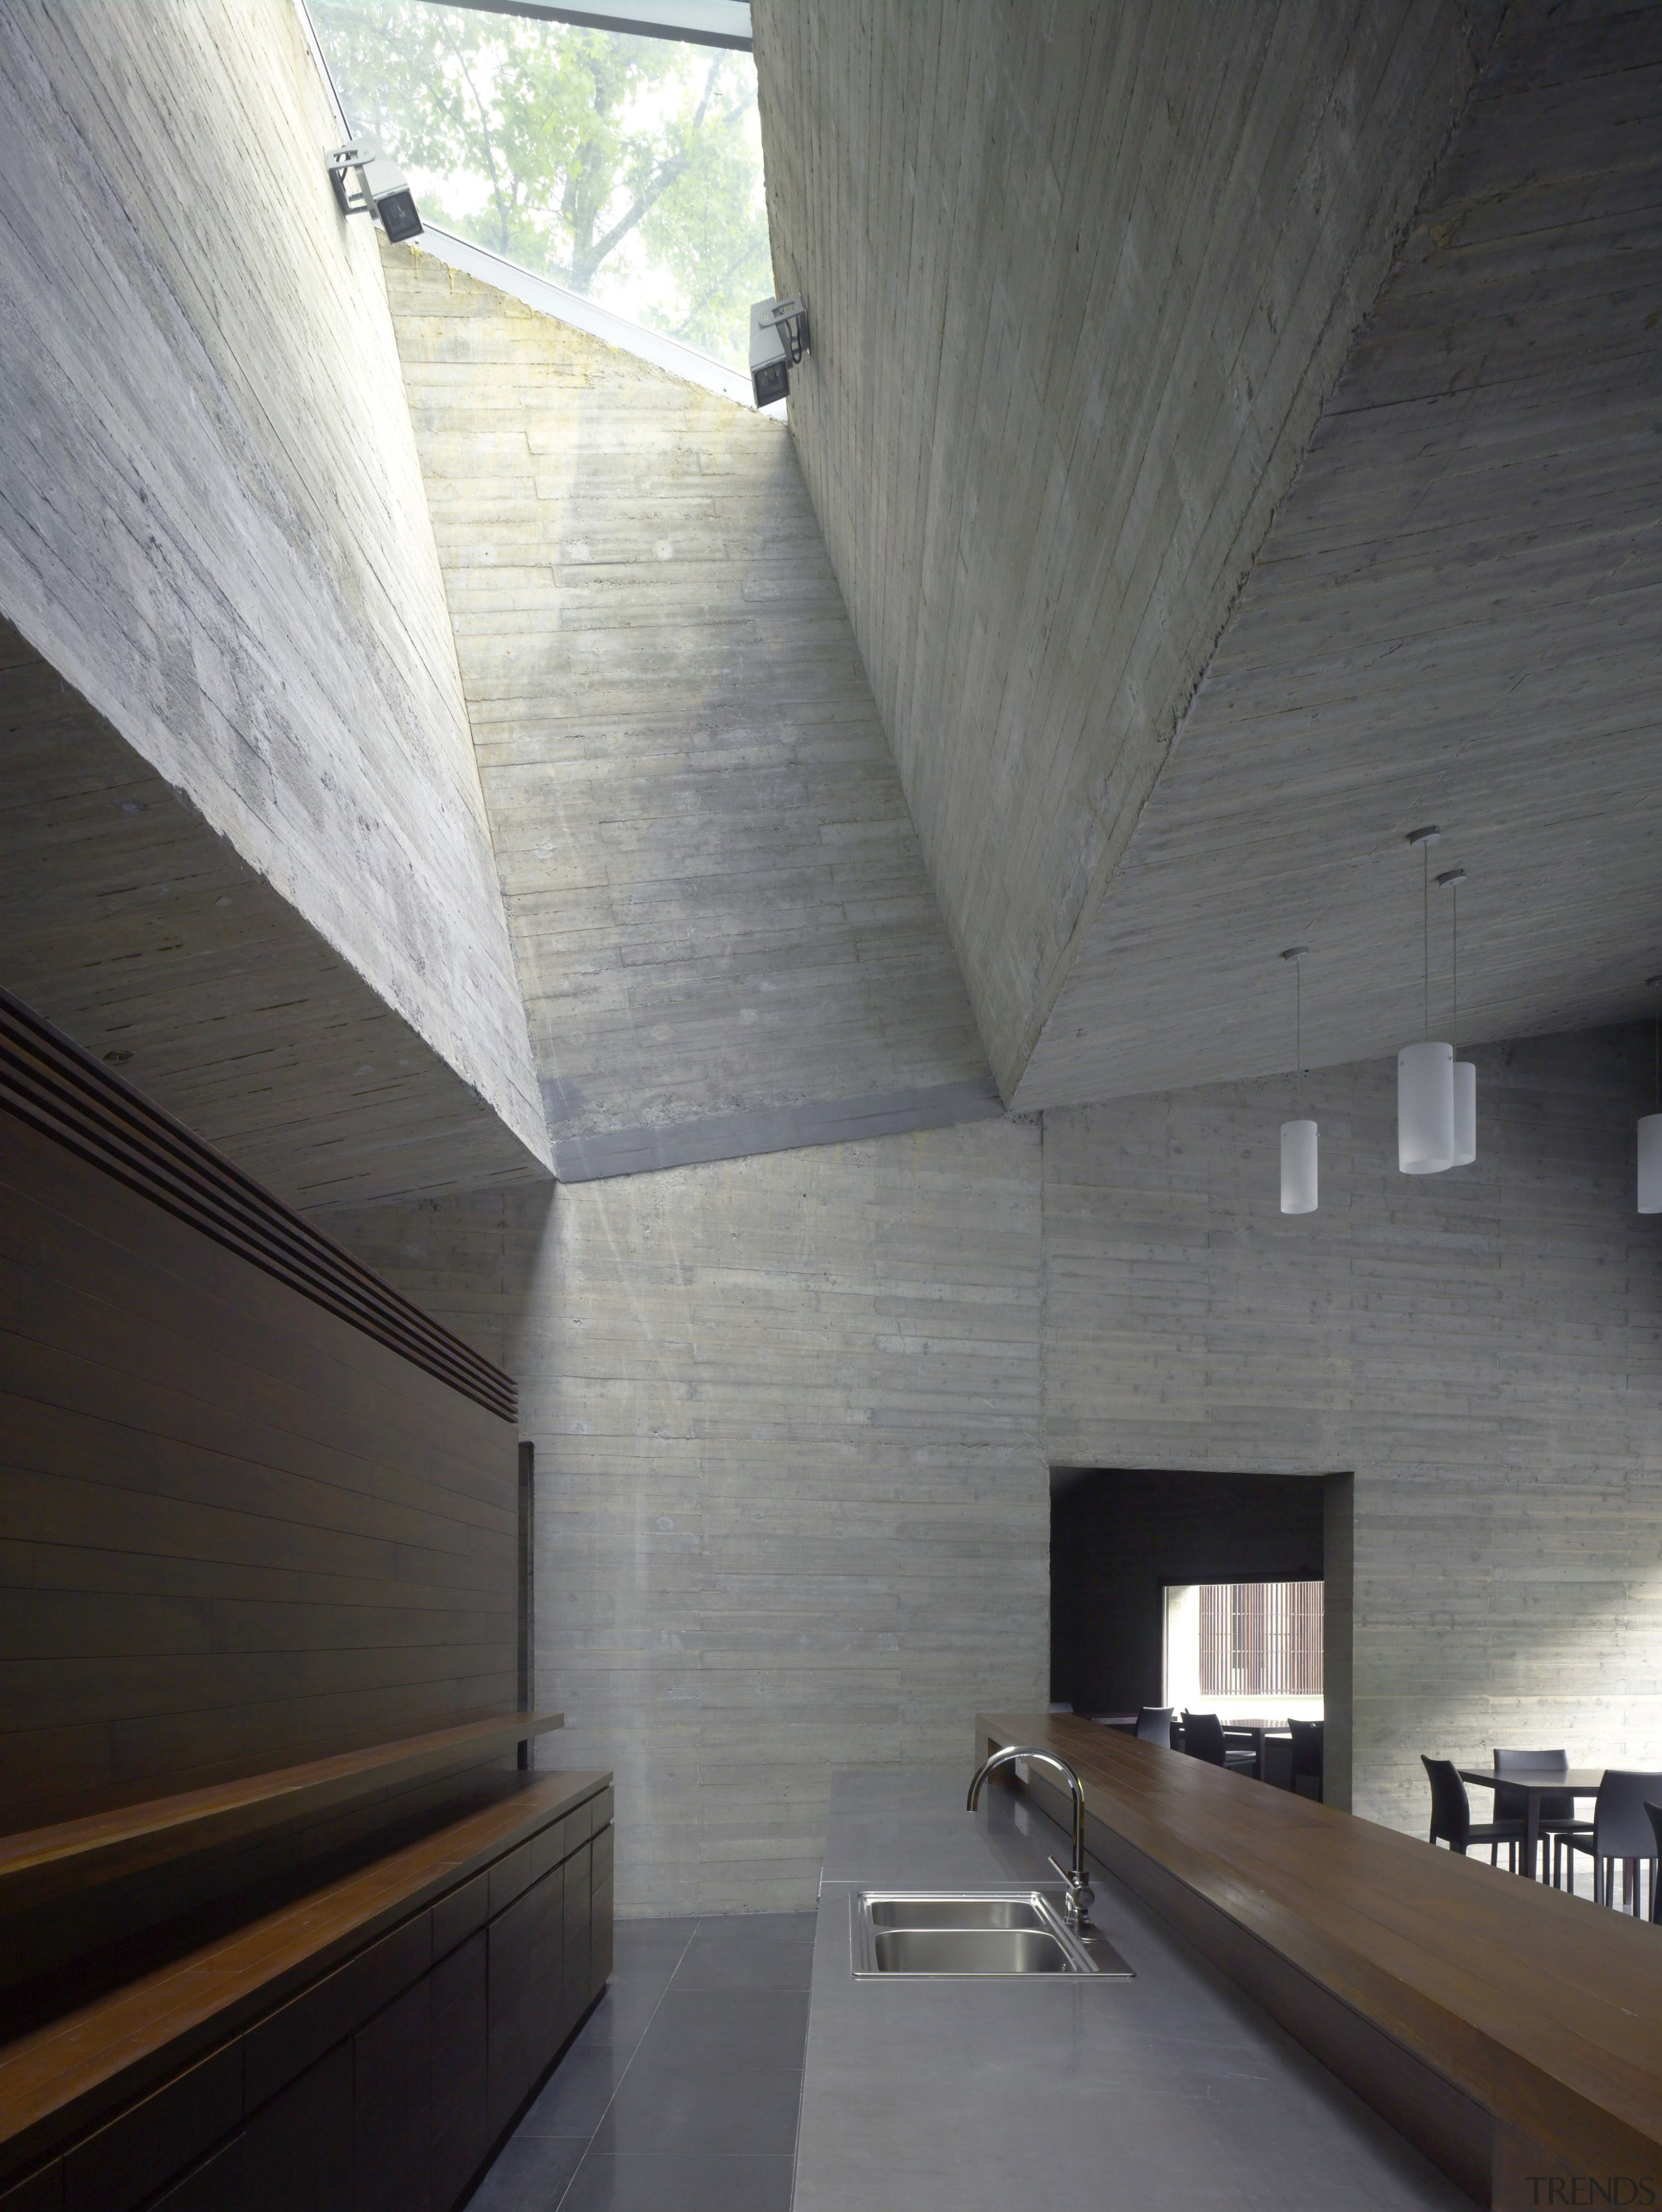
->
[63, 2042, 241, 2212]
[430, 1930, 489, 2212]
[244, 1910, 430, 2108]
[432, 1871, 489, 1961]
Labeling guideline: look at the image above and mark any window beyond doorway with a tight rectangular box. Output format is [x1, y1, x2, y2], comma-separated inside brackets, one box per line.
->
[1165, 1580, 1324, 1722]
[1202, 1580, 1322, 1697]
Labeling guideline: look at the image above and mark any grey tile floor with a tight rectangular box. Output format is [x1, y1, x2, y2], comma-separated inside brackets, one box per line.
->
[465, 1913, 815, 2212]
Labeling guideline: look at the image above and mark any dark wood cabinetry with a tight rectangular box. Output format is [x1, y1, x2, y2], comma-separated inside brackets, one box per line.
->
[0, 1775, 614, 2212]
[428, 1930, 488, 2212]
[0, 994, 612, 2212]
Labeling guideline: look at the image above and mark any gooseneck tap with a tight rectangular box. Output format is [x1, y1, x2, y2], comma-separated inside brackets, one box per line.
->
[967, 1745, 1095, 1930]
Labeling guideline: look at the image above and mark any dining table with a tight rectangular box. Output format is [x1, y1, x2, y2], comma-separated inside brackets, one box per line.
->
[1456, 1765, 1604, 1881]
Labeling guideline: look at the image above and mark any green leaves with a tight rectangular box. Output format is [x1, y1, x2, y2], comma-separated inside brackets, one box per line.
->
[314, 0, 769, 370]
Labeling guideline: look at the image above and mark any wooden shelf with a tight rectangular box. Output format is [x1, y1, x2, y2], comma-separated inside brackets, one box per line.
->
[0, 1767, 610, 2187]
[0, 1714, 564, 1915]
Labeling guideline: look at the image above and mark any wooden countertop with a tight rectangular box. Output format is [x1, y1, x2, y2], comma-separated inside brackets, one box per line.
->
[0, 1712, 565, 1917]
[978, 1713, 1662, 2206]
[0, 1767, 608, 2183]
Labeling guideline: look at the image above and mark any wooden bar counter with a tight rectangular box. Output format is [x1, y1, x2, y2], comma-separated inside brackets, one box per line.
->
[978, 1713, 1662, 2211]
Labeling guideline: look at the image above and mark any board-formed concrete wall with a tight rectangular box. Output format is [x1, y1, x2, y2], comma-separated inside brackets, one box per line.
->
[0, 0, 547, 1179]
[333, 1024, 1662, 1904]
[378, 243, 997, 1180]
[1044, 1027, 1662, 1835]
[754, 0, 1500, 1098]
[330, 1117, 1049, 1913]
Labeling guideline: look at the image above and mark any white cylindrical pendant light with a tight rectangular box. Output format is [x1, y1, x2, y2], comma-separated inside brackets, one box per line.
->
[1278, 946, 1317, 1214]
[1398, 1040, 1454, 1173]
[1281, 1118, 1318, 1214]
[1451, 1059, 1477, 1167]
[1437, 866, 1476, 1168]
[1640, 1114, 1662, 1214]
[1643, 980, 1662, 1214]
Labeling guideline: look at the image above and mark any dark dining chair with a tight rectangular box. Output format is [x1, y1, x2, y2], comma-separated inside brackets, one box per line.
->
[1184, 1712, 1254, 1773]
[1494, 1748, 1580, 1881]
[1422, 1757, 1523, 1867]
[1556, 1771, 1662, 1913]
[1289, 1719, 1324, 1802]
[1134, 1705, 1176, 1747]
[1648, 1804, 1662, 1925]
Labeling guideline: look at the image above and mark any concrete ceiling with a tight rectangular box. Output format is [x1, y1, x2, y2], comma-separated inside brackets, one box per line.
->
[755, 0, 1501, 1101]
[380, 245, 997, 1179]
[0, 0, 551, 1195]
[757, 0, 1662, 1109]
[0, 624, 549, 1209]
[1016, 0, 1662, 1105]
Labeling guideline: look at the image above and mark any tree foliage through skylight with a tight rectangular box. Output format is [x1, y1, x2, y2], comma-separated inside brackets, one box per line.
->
[315, 0, 771, 371]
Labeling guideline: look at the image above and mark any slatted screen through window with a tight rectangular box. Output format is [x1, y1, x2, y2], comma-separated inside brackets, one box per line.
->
[1198, 1581, 1323, 1696]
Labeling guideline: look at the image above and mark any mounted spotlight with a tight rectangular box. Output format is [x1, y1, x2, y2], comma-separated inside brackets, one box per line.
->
[327, 140, 423, 245]
[749, 295, 810, 407]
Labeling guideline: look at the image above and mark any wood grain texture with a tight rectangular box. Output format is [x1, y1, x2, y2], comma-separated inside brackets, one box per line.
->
[1041, 1024, 1662, 1841]
[0, 1714, 564, 1918]
[0, 0, 547, 1173]
[754, 0, 1499, 1096]
[0, 1068, 521, 1831]
[979, 1712, 1662, 2207]
[378, 242, 997, 1176]
[328, 1118, 1050, 1914]
[0, 626, 547, 1211]
[0, 1769, 610, 2195]
[1017, 0, 1662, 1106]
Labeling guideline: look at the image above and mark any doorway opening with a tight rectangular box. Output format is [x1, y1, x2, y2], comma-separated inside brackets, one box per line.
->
[1049, 1468, 1354, 1807]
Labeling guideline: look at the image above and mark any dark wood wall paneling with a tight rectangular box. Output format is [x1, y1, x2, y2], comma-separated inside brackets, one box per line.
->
[0, 984, 524, 1834]
[1049, 1469, 1328, 1717]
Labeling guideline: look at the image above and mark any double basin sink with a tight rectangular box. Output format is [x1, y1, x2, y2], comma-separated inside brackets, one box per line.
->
[851, 1890, 1133, 1978]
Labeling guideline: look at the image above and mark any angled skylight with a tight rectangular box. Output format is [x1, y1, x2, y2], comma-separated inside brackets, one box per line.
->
[312, 0, 771, 376]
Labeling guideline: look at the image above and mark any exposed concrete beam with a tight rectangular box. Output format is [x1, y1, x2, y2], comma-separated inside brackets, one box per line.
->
[0, 625, 550, 1210]
[0, 0, 551, 1178]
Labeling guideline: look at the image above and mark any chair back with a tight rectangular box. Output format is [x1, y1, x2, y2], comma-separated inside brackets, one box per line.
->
[1289, 1720, 1324, 1783]
[1591, 1771, 1662, 1861]
[1184, 1712, 1226, 1766]
[1422, 1756, 1472, 1850]
[1647, 1802, 1662, 1872]
[1134, 1706, 1174, 1746]
[1494, 1747, 1572, 1826]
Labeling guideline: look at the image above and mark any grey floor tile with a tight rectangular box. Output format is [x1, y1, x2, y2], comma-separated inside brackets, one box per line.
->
[468, 1918, 808, 2203]
[560, 1978, 663, 2052]
[589, 2054, 803, 2156]
[628, 1986, 810, 2072]
[465, 2131, 588, 2209]
[667, 1913, 817, 1991]
[516, 2042, 637, 2137]
[610, 1917, 699, 1983]
[558, 2153, 796, 2212]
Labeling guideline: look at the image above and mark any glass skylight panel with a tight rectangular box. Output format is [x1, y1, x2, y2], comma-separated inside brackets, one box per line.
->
[314, 0, 771, 375]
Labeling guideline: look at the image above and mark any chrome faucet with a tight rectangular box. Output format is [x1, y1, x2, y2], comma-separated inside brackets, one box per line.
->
[967, 1745, 1095, 1930]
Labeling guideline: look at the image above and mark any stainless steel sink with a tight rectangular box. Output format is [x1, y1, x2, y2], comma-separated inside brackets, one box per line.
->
[865, 1897, 1046, 1932]
[851, 1890, 1133, 1978]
